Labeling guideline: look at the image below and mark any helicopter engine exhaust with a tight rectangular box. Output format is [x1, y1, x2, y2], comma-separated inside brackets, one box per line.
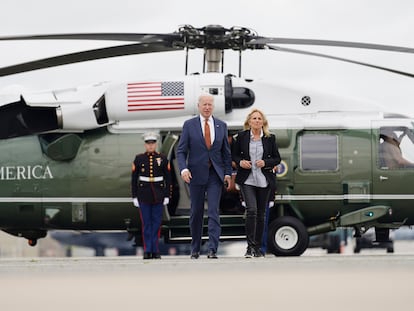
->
[0, 99, 59, 139]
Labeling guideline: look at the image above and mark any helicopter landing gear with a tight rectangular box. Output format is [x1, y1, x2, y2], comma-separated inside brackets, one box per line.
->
[267, 216, 309, 256]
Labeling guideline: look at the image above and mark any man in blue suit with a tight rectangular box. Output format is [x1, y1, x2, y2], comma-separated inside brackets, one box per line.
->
[177, 93, 232, 259]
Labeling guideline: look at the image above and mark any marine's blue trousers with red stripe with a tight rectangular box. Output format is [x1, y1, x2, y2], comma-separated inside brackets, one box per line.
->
[138, 202, 163, 253]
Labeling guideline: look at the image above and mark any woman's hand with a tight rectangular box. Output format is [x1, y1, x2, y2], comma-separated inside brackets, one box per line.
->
[240, 160, 252, 169]
[255, 159, 265, 168]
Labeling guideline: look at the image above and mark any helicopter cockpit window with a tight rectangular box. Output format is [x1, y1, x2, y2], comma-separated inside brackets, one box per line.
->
[379, 127, 414, 169]
[300, 134, 338, 171]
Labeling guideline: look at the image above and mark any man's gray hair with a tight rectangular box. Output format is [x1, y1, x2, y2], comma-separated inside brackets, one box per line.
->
[198, 92, 214, 105]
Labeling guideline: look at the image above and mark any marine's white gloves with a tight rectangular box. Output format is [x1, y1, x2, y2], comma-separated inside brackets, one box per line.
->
[133, 198, 139, 208]
[241, 201, 246, 207]
[163, 197, 170, 205]
[268, 201, 274, 208]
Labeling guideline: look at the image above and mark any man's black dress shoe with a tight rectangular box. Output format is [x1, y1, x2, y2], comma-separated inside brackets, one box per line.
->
[207, 251, 218, 259]
[153, 253, 161, 259]
[190, 252, 200, 259]
[143, 252, 152, 259]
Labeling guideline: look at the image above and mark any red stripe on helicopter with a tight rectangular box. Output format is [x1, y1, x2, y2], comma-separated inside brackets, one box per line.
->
[127, 81, 184, 111]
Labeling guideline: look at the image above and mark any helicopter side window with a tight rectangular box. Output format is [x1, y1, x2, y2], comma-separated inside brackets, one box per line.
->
[379, 127, 414, 169]
[300, 134, 338, 171]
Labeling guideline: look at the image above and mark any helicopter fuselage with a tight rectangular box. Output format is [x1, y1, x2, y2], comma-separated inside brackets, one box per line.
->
[1, 113, 414, 255]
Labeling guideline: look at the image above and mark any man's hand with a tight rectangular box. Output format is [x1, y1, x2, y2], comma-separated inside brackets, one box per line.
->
[132, 198, 139, 208]
[163, 197, 170, 205]
[181, 169, 192, 184]
[224, 175, 232, 191]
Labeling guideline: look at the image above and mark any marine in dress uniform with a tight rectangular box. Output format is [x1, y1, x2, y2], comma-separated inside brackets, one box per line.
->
[131, 132, 171, 259]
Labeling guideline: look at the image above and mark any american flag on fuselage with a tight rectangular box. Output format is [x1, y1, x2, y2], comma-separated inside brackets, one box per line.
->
[127, 81, 185, 112]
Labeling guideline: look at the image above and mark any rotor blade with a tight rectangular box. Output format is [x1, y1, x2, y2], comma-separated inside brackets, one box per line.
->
[0, 33, 180, 43]
[267, 45, 414, 78]
[251, 37, 414, 54]
[2, 29, 414, 54]
[0, 42, 182, 77]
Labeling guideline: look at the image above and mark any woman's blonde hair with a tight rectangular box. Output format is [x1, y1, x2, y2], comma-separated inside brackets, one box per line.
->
[243, 108, 270, 137]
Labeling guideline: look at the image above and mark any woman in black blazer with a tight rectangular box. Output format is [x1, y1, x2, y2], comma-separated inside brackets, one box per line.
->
[232, 109, 281, 258]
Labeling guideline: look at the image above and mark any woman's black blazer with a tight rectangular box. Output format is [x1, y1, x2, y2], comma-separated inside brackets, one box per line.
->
[232, 130, 281, 190]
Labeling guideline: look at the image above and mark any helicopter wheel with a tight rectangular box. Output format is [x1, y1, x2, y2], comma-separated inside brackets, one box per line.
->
[28, 239, 37, 247]
[267, 216, 309, 256]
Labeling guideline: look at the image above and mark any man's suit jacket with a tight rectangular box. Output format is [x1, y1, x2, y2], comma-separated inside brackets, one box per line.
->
[232, 129, 281, 190]
[177, 116, 232, 186]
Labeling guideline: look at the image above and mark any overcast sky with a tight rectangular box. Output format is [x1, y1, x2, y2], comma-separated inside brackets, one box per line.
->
[0, 0, 413, 106]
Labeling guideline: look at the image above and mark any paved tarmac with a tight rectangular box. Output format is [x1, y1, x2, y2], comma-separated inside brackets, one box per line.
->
[1, 252, 413, 311]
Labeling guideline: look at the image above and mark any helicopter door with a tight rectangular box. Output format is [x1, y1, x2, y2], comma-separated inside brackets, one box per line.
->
[372, 122, 414, 217]
[160, 132, 179, 220]
[160, 132, 179, 160]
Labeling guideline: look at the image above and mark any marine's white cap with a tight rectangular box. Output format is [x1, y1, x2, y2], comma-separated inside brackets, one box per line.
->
[143, 131, 158, 142]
